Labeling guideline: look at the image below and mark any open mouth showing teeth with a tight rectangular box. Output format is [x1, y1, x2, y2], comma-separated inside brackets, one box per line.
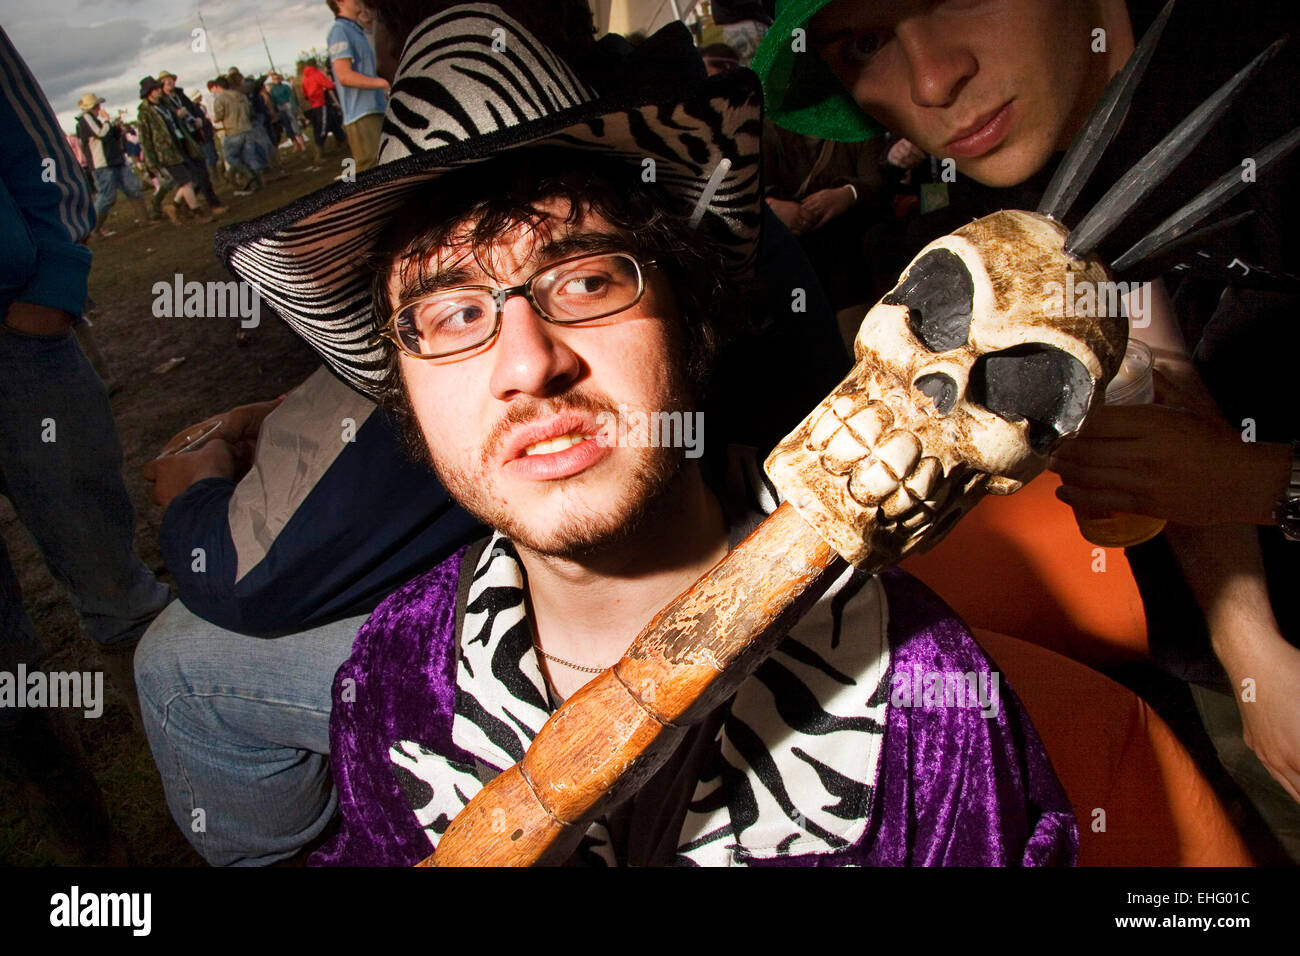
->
[522, 433, 593, 457]
[806, 395, 945, 523]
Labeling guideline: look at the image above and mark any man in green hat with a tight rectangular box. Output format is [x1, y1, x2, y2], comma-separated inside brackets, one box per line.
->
[754, 0, 1135, 186]
[755, 0, 1300, 860]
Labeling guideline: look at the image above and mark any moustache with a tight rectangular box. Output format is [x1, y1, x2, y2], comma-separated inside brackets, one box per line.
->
[482, 388, 621, 464]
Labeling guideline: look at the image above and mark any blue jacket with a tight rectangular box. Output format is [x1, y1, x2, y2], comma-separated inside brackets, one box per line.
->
[160, 367, 483, 636]
[0, 26, 95, 318]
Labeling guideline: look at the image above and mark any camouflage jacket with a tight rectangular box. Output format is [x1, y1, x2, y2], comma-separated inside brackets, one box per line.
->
[136, 98, 199, 169]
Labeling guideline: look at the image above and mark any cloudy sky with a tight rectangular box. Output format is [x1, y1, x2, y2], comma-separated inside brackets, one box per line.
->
[5, 0, 339, 132]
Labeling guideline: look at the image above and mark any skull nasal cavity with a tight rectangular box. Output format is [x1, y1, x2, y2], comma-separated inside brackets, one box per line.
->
[882, 249, 974, 353]
[916, 373, 959, 415]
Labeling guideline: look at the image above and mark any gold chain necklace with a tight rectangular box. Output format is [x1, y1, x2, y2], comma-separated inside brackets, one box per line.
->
[524, 591, 615, 675]
[531, 642, 611, 675]
[527, 613, 613, 675]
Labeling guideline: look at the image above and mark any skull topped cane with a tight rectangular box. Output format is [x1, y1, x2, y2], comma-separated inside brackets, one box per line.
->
[428, 2, 1300, 865]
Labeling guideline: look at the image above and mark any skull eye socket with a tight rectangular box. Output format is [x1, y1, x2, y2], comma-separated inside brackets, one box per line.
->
[969, 345, 1095, 455]
[882, 249, 974, 353]
[915, 372, 959, 415]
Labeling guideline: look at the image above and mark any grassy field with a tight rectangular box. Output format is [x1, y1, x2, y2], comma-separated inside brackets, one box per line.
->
[0, 146, 345, 865]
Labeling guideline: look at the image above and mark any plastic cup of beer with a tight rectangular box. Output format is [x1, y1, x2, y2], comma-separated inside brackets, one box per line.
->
[1073, 338, 1168, 548]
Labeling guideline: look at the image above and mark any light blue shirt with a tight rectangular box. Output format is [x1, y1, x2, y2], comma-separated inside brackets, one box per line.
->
[327, 17, 386, 124]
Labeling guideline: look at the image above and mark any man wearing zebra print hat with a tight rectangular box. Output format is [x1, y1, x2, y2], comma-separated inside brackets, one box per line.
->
[215, 4, 1074, 866]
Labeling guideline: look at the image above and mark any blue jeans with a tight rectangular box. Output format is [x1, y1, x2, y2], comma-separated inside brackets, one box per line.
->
[134, 599, 363, 865]
[0, 324, 169, 720]
[276, 103, 300, 137]
[252, 122, 277, 165]
[222, 131, 267, 173]
[91, 164, 142, 221]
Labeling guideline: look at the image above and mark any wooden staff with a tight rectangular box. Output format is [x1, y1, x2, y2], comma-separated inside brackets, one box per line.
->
[422, 502, 842, 866]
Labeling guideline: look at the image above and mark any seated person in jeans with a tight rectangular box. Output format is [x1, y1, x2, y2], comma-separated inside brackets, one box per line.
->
[134, 367, 482, 865]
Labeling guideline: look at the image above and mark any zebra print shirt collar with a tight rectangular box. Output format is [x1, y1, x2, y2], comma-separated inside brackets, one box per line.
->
[393, 449, 891, 864]
[451, 534, 548, 767]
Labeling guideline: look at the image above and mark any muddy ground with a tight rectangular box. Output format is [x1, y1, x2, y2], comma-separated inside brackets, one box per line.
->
[0, 148, 342, 865]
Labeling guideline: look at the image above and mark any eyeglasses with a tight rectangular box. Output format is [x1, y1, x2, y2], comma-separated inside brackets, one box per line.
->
[378, 251, 657, 360]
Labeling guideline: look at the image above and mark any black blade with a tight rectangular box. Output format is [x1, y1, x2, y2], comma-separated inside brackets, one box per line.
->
[1037, 0, 1175, 221]
[1169, 251, 1300, 294]
[1065, 35, 1289, 259]
[1111, 126, 1300, 273]
[1113, 210, 1255, 278]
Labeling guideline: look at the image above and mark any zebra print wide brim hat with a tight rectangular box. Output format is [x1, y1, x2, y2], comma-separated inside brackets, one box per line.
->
[216, 4, 763, 397]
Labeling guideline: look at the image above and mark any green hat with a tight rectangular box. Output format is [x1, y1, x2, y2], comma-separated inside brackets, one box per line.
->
[753, 0, 883, 142]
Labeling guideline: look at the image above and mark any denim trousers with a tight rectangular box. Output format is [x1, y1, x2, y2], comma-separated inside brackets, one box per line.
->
[221, 131, 267, 174]
[252, 123, 276, 164]
[0, 324, 169, 723]
[276, 103, 300, 137]
[134, 599, 363, 865]
[91, 164, 142, 221]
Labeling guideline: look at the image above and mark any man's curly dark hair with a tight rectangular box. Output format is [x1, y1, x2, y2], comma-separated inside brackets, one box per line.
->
[367, 148, 754, 467]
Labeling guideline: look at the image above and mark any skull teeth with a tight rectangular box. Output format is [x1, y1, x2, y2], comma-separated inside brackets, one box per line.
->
[847, 452, 941, 511]
[904, 457, 942, 500]
[831, 395, 857, 419]
[808, 398, 893, 454]
[849, 459, 899, 503]
[874, 431, 922, 481]
[880, 485, 918, 519]
[844, 403, 892, 448]
[821, 428, 867, 475]
[808, 407, 841, 451]
[808, 392, 942, 517]
[900, 510, 931, 530]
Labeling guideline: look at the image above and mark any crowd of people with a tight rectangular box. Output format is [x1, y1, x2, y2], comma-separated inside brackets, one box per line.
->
[65, 26, 389, 240]
[3, 0, 1299, 872]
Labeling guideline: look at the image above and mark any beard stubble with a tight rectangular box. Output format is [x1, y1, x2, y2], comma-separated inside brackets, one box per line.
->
[426, 385, 691, 560]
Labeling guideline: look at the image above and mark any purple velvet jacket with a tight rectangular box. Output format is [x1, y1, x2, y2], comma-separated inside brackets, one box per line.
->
[313, 536, 1078, 867]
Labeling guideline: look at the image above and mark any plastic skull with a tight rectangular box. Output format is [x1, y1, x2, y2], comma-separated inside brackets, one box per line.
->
[766, 209, 1128, 568]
